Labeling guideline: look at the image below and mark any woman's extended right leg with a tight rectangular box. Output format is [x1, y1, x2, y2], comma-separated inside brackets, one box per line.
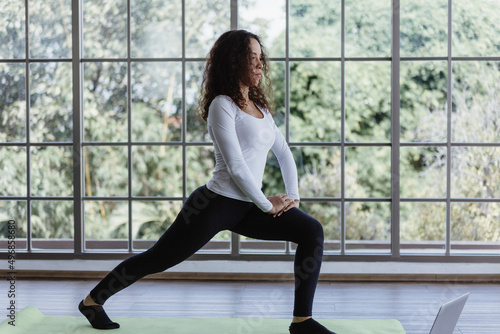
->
[80, 185, 253, 329]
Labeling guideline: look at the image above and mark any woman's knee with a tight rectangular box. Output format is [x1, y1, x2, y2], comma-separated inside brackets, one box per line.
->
[292, 211, 324, 244]
[134, 248, 168, 274]
[310, 219, 325, 248]
[302, 214, 324, 240]
[293, 215, 324, 264]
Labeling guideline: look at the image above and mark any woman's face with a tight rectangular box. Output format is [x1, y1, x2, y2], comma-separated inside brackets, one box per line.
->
[244, 38, 263, 88]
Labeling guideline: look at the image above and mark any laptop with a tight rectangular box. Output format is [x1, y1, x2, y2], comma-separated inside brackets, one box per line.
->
[429, 293, 469, 334]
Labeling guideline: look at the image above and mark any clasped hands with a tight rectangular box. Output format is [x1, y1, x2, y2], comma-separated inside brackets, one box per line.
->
[266, 193, 300, 218]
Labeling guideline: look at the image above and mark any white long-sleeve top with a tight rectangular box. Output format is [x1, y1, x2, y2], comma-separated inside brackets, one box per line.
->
[206, 95, 300, 212]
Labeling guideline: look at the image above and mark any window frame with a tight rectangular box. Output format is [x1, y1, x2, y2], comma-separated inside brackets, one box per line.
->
[0, 0, 499, 262]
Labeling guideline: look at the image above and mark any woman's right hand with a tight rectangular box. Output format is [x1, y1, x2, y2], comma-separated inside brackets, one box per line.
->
[266, 194, 293, 217]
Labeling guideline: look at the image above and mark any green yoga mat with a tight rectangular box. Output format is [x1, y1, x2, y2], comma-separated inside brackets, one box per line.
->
[0, 306, 406, 334]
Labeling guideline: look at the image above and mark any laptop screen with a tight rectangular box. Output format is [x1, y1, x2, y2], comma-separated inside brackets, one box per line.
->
[429, 293, 469, 334]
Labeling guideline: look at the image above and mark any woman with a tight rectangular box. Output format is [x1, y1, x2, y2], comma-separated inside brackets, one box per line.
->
[79, 30, 336, 334]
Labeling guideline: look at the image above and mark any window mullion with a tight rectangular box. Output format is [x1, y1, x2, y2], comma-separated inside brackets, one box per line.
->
[445, 0, 453, 256]
[231, 0, 238, 30]
[25, 0, 32, 253]
[181, 0, 187, 201]
[391, 0, 401, 258]
[72, 0, 83, 255]
[127, 0, 133, 252]
[231, 0, 240, 257]
[285, 0, 291, 255]
[340, 0, 346, 256]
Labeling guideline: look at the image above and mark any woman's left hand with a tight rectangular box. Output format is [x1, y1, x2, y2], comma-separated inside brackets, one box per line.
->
[267, 194, 299, 218]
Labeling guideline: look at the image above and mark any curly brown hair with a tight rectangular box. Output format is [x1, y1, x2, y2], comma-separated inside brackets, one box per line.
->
[198, 30, 274, 121]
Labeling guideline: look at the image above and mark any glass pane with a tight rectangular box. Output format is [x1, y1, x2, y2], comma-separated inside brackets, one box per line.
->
[186, 146, 215, 195]
[452, 202, 500, 254]
[84, 200, 128, 250]
[400, 0, 447, 57]
[132, 145, 182, 197]
[452, 0, 500, 57]
[0, 147, 26, 196]
[186, 62, 209, 142]
[345, 147, 391, 198]
[289, 0, 341, 58]
[270, 61, 286, 118]
[132, 200, 182, 250]
[185, 0, 230, 58]
[31, 200, 74, 250]
[83, 0, 127, 58]
[452, 62, 500, 143]
[301, 202, 341, 252]
[289, 147, 341, 198]
[240, 0, 286, 58]
[84, 146, 128, 197]
[84, 62, 128, 142]
[29, 0, 72, 58]
[345, 0, 391, 57]
[290, 61, 341, 142]
[31, 146, 73, 197]
[0, 201, 27, 250]
[401, 202, 446, 254]
[451, 147, 499, 199]
[400, 147, 447, 198]
[0, 0, 25, 58]
[262, 150, 284, 196]
[131, 62, 182, 142]
[30, 62, 73, 142]
[131, 0, 182, 58]
[345, 61, 391, 143]
[0, 63, 26, 142]
[400, 61, 448, 143]
[345, 201, 391, 253]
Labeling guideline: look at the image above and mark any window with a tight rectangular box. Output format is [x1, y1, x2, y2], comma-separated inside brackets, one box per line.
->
[1, 0, 499, 261]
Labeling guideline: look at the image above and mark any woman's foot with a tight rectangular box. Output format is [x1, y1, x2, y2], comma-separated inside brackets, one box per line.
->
[78, 299, 120, 330]
[289, 318, 336, 334]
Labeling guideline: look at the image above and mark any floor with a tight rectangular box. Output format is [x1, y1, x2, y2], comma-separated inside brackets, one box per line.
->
[1, 279, 499, 333]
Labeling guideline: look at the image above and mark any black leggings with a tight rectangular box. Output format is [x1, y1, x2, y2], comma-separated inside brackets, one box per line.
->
[90, 185, 324, 317]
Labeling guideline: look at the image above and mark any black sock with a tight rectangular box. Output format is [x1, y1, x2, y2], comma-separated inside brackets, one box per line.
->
[289, 318, 336, 334]
[79, 300, 120, 330]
